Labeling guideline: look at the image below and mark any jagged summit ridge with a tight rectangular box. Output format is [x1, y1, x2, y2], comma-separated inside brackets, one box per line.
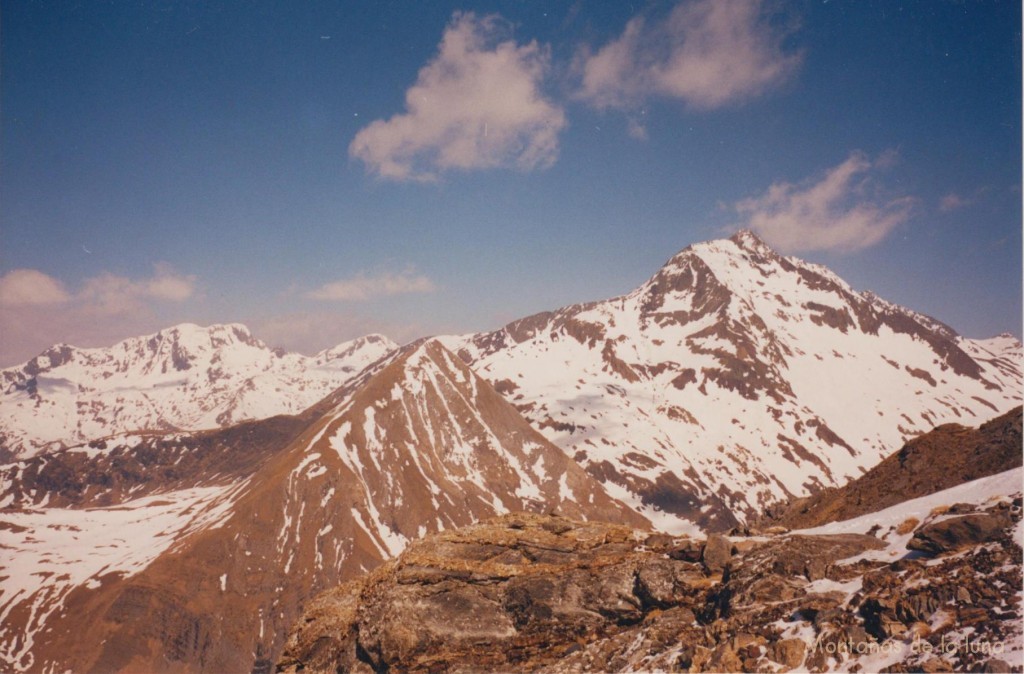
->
[0, 323, 399, 459]
[314, 333, 394, 365]
[13, 322, 262, 379]
[442, 232, 1022, 533]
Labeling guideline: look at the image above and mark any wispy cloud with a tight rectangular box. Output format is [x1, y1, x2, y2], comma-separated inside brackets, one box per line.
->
[939, 192, 970, 213]
[350, 12, 566, 182]
[0, 264, 194, 312]
[577, 0, 801, 115]
[307, 269, 436, 302]
[78, 263, 196, 314]
[734, 151, 914, 253]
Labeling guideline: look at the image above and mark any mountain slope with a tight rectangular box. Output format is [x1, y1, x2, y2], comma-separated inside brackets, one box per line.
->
[0, 324, 397, 460]
[442, 231, 1022, 532]
[760, 405, 1023, 530]
[0, 339, 645, 673]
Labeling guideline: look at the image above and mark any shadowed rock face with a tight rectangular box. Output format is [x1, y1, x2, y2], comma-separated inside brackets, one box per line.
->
[759, 406, 1023, 531]
[277, 496, 1023, 674]
[907, 511, 1014, 555]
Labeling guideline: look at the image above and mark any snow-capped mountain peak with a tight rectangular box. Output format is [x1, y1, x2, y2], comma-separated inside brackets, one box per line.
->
[442, 232, 1022, 532]
[314, 333, 395, 366]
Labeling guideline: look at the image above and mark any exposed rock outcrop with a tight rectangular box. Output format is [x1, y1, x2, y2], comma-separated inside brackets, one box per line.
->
[278, 484, 1023, 673]
[907, 510, 1014, 555]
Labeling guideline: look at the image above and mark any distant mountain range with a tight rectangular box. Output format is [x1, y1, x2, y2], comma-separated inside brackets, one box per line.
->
[0, 324, 396, 461]
[1, 231, 1020, 672]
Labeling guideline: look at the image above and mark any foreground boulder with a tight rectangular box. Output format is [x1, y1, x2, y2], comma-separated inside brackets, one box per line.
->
[278, 513, 716, 673]
[907, 509, 1014, 555]
[276, 498, 1023, 673]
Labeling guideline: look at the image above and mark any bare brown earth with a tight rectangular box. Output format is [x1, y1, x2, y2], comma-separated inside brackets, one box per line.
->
[759, 406, 1022, 531]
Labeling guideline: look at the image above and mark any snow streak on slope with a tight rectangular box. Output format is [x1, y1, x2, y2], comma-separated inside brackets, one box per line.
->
[442, 231, 1022, 533]
[0, 324, 397, 459]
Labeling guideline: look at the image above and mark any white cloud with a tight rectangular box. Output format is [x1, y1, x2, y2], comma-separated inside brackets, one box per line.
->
[578, 0, 801, 113]
[0, 264, 194, 313]
[145, 263, 195, 301]
[79, 263, 197, 314]
[349, 12, 566, 181]
[307, 269, 436, 302]
[939, 192, 969, 213]
[0, 269, 71, 306]
[734, 151, 914, 253]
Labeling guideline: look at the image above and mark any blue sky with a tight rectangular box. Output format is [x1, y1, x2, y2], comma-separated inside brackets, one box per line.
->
[1, 0, 1020, 365]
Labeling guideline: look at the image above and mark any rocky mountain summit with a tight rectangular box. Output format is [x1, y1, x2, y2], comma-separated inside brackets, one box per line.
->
[280, 468, 1023, 673]
[443, 231, 1022, 532]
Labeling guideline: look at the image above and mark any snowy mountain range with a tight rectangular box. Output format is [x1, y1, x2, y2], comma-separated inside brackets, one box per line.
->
[0, 231, 1020, 672]
[442, 231, 1022, 531]
[0, 324, 397, 461]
